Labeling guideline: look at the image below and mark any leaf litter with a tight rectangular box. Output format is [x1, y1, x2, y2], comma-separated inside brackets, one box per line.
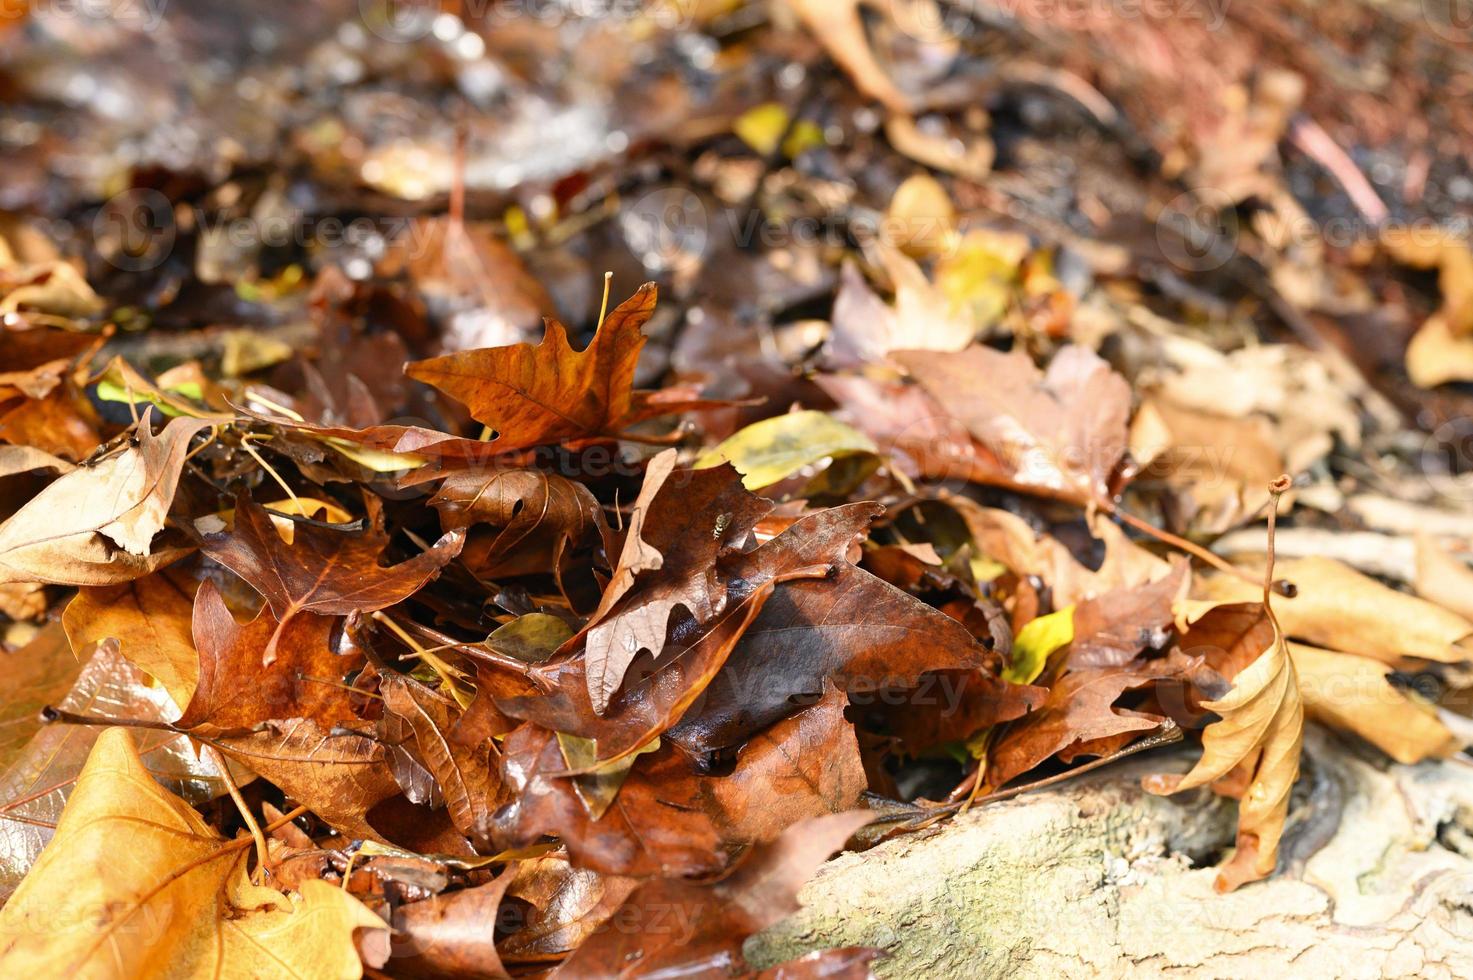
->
[0, 1, 1472, 976]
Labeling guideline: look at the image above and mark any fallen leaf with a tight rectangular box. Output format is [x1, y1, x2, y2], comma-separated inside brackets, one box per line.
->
[201, 495, 465, 664]
[505, 503, 881, 765]
[380, 672, 506, 851]
[0, 412, 209, 585]
[1414, 533, 1473, 620]
[782, 0, 910, 114]
[430, 468, 609, 581]
[989, 653, 1201, 787]
[1068, 561, 1189, 669]
[0, 727, 386, 978]
[0, 624, 83, 771]
[894, 344, 1131, 502]
[1144, 602, 1304, 892]
[695, 410, 876, 490]
[62, 570, 200, 712]
[550, 810, 873, 979]
[390, 871, 517, 980]
[0, 644, 231, 900]
[406, 284, 693, 452]
[1202, 556, 1473, 664]
[579, 458, 772, 714]
[179, 579, 359, 733]
[1005, 605, 1074, 685]
[1290, 642, 1459, 764]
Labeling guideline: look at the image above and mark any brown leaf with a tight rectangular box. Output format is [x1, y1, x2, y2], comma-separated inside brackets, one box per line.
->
[179, 579, 361, 733]
[893, 344, 1131, 502]
[1414, 533, 1473, 621]
[200, 495, 465, 664]
[499, 855, 638, 963]
[0, 412, 208, 585]
[989, 653, 1204, 787]
[505, 503, 882, 764]
[550, 810, 874, 979]
[380, 672, 507, 852]
[1068, 561, 1190, 669]
[390, 870, 517, 980]
[406, 284, 671, 452]
[431, 468, 610, 580]
[579, 456, 773, 714]
[668, 557, 1016, 756]
[213, 718, 402, 842]
[492, 724, 725, 877]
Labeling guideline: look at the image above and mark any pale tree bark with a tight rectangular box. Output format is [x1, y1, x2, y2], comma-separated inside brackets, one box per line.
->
[747, 728, 1473, 978]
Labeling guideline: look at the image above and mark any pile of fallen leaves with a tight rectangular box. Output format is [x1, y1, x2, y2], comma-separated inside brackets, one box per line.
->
[4, 1, 1473, 977]
[3, 273, 1470, 976]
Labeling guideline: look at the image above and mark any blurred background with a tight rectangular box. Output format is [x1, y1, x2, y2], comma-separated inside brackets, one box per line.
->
[3, 0, 1473, 446]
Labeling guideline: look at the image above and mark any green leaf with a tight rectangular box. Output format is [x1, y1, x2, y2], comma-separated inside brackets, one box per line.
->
[695, 411, 877, 490]
[1004, 605, 1074, 685]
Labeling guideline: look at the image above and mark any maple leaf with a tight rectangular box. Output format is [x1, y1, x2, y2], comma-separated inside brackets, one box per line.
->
[893, 344, 1132, 502]
[0, 727, 386, 978]
[0, 411, 209, 585]
[200, 495, 465, 664]
[406, 284, 690, 452]
[0, 644, 231, 901]
[179, 579, 361, 734]
[506, 503, 881, 763]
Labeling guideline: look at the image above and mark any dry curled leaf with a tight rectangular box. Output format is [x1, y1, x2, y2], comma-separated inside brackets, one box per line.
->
[0, 412, 208, 585]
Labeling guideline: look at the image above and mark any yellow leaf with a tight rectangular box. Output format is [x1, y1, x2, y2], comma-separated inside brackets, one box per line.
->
[695, 411, 876, 489]
[1203, 556, 1473, 664]
[0, 727, 385, 979]
[1004, 605, 1074, 685]
[1145, 604, 1303, 892]
[1414, 533, 1473, 621]
[1290, 642, 1459, 765]
[62, 574, 199, 712]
